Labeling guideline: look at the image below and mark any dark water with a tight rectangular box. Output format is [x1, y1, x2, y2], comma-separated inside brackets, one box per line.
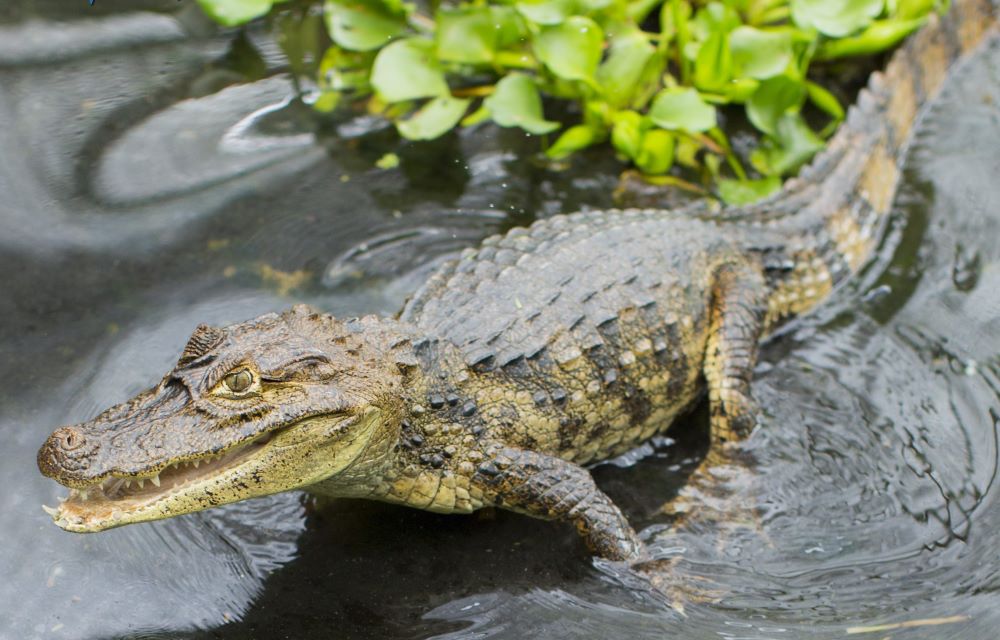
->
[1, 3, 999, 639]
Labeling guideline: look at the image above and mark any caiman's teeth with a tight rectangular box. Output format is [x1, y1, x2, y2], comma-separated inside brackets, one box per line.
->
[57, 495, 67, 503]
[150, 474, 161, 488]
[192, 460, 200, 468]
[42, 504, 59, 517]
[124, 480, 131, 488]
[79, 489, 89, 501]
[137, 479, 144, 489]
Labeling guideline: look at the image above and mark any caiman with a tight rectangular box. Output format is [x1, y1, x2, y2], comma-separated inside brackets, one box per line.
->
[38, 0, 999, 561]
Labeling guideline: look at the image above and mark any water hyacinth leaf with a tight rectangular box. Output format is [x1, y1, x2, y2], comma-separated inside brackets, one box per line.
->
[718, 176, 782, 205]
[534, 17, 604, 83]
[791, 0, 884, 37]
[461, 104, 491, 126]
[515, 0, 577, 25]
[675, 134, 701, 167]
[310, 90, 341, 113]
[483, 74, 560, 134]
[805, 80, 844, 122]
[577, 0, 616, 11]
[375, 152, 400, 168]
[691, 1, 741, 40]
[436, 7, 498, 64]
[325, 0, 408, 51]
[319, 45, 374, 92]
[492, 6, 529, 49]
[597, 31, 656, 108]
[721, 77, 760, 102]
[611, 110, 643, 159]
[730, 26, 793, 79]
[371, 39, 449, 102]
[397, 96, 471, 140]
[816, 17, 925, 59]
[649, 87, 716, 132]
[635, 128, 675, 174]
[197, 0, 273, 26]
[627, 0, 664, 23]
[546, 124, 602, 159]
[629, 50, 668, 109]
[747, 75, 806, 136]
[892, 0, 936, 19]
[751, 113, 824, 175]
[693, 29, 732, 90]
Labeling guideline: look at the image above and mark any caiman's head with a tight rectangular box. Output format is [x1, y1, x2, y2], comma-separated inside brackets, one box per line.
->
[37, 304, 418, 532]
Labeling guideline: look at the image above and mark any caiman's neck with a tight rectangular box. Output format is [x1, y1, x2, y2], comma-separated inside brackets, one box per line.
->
[396, 333, 485, 438]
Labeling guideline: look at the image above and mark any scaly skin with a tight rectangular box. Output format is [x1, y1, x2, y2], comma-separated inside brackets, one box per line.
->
[38, 0, 998, 561]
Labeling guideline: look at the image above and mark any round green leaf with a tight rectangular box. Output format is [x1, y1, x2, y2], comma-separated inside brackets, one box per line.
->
[375, 152, 400, 169]
[717, 176, 782, 205]
[635, 128, 675, 174]
[546, 124, 601, 159]
[577, 0, 616, 11]
[534, 16, 604, 83]
[515, 0, 576, 26]
[747, 75, 806, 136]
[730, 26, 793, 80]
[436, 8, 498, 64]
[791, 0, 884, 37]
[611, 110, 643, 159]
[197, 0, 273, 26]
[751, 113, 824, 176]
[648, 87, 717, 132]
[492, 7, 529, 50]
[816, 17, 925, 59]
[324, 0, 407, 52]
[397, 96, 471, 140]
[371, 39, 449, 103]
[691, 2, 741, 40]
[805, 80, 844, 121]
[893, 0, 936, 19]
[596, 31, 656, 108]
[693, 29, 732, 91]
[483, 74, 560, 134]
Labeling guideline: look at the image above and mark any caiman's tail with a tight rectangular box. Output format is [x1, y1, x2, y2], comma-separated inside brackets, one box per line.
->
[738, 0, 999, 322]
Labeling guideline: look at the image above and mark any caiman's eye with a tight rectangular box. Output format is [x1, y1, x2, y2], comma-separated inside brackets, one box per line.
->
[223, 368, 254, 394]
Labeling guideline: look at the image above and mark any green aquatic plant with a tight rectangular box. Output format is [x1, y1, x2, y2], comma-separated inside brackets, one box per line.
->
[196, 0, 946, 203]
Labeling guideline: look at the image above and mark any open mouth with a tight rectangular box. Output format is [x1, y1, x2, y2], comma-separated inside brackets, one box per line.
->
[43, 429, 279, 532]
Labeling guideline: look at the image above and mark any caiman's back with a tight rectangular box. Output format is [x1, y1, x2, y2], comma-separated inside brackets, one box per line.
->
[401, 211, 751, 464]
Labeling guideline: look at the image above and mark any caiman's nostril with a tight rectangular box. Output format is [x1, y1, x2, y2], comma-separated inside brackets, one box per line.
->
[55, 427, 86, 452]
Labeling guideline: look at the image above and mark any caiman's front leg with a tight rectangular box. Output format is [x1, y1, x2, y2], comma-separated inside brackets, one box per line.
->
[472, 444, 644, 561]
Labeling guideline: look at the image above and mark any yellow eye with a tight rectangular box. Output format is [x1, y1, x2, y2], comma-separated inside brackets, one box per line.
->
[223, 369, 254, 394]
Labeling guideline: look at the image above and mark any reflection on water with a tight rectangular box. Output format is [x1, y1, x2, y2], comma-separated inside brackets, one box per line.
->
[0, 2, 998, 639]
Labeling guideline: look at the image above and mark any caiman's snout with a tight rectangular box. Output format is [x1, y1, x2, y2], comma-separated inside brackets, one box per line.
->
[37, 425, 100, 485]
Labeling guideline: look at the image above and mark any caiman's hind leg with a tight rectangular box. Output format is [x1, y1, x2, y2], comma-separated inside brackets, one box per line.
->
[703, 261, 767, 450]
[670, 259, 767, 521]
[643, 260, 769, 603]
[470, 444, 645, 561]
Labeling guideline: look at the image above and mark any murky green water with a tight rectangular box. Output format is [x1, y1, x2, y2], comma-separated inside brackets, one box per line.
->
[2, 2, 999, 639]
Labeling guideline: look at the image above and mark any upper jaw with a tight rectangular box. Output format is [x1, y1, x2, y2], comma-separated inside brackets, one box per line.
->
[43, 428, 279, 532]
[41, 411, 364, 532]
